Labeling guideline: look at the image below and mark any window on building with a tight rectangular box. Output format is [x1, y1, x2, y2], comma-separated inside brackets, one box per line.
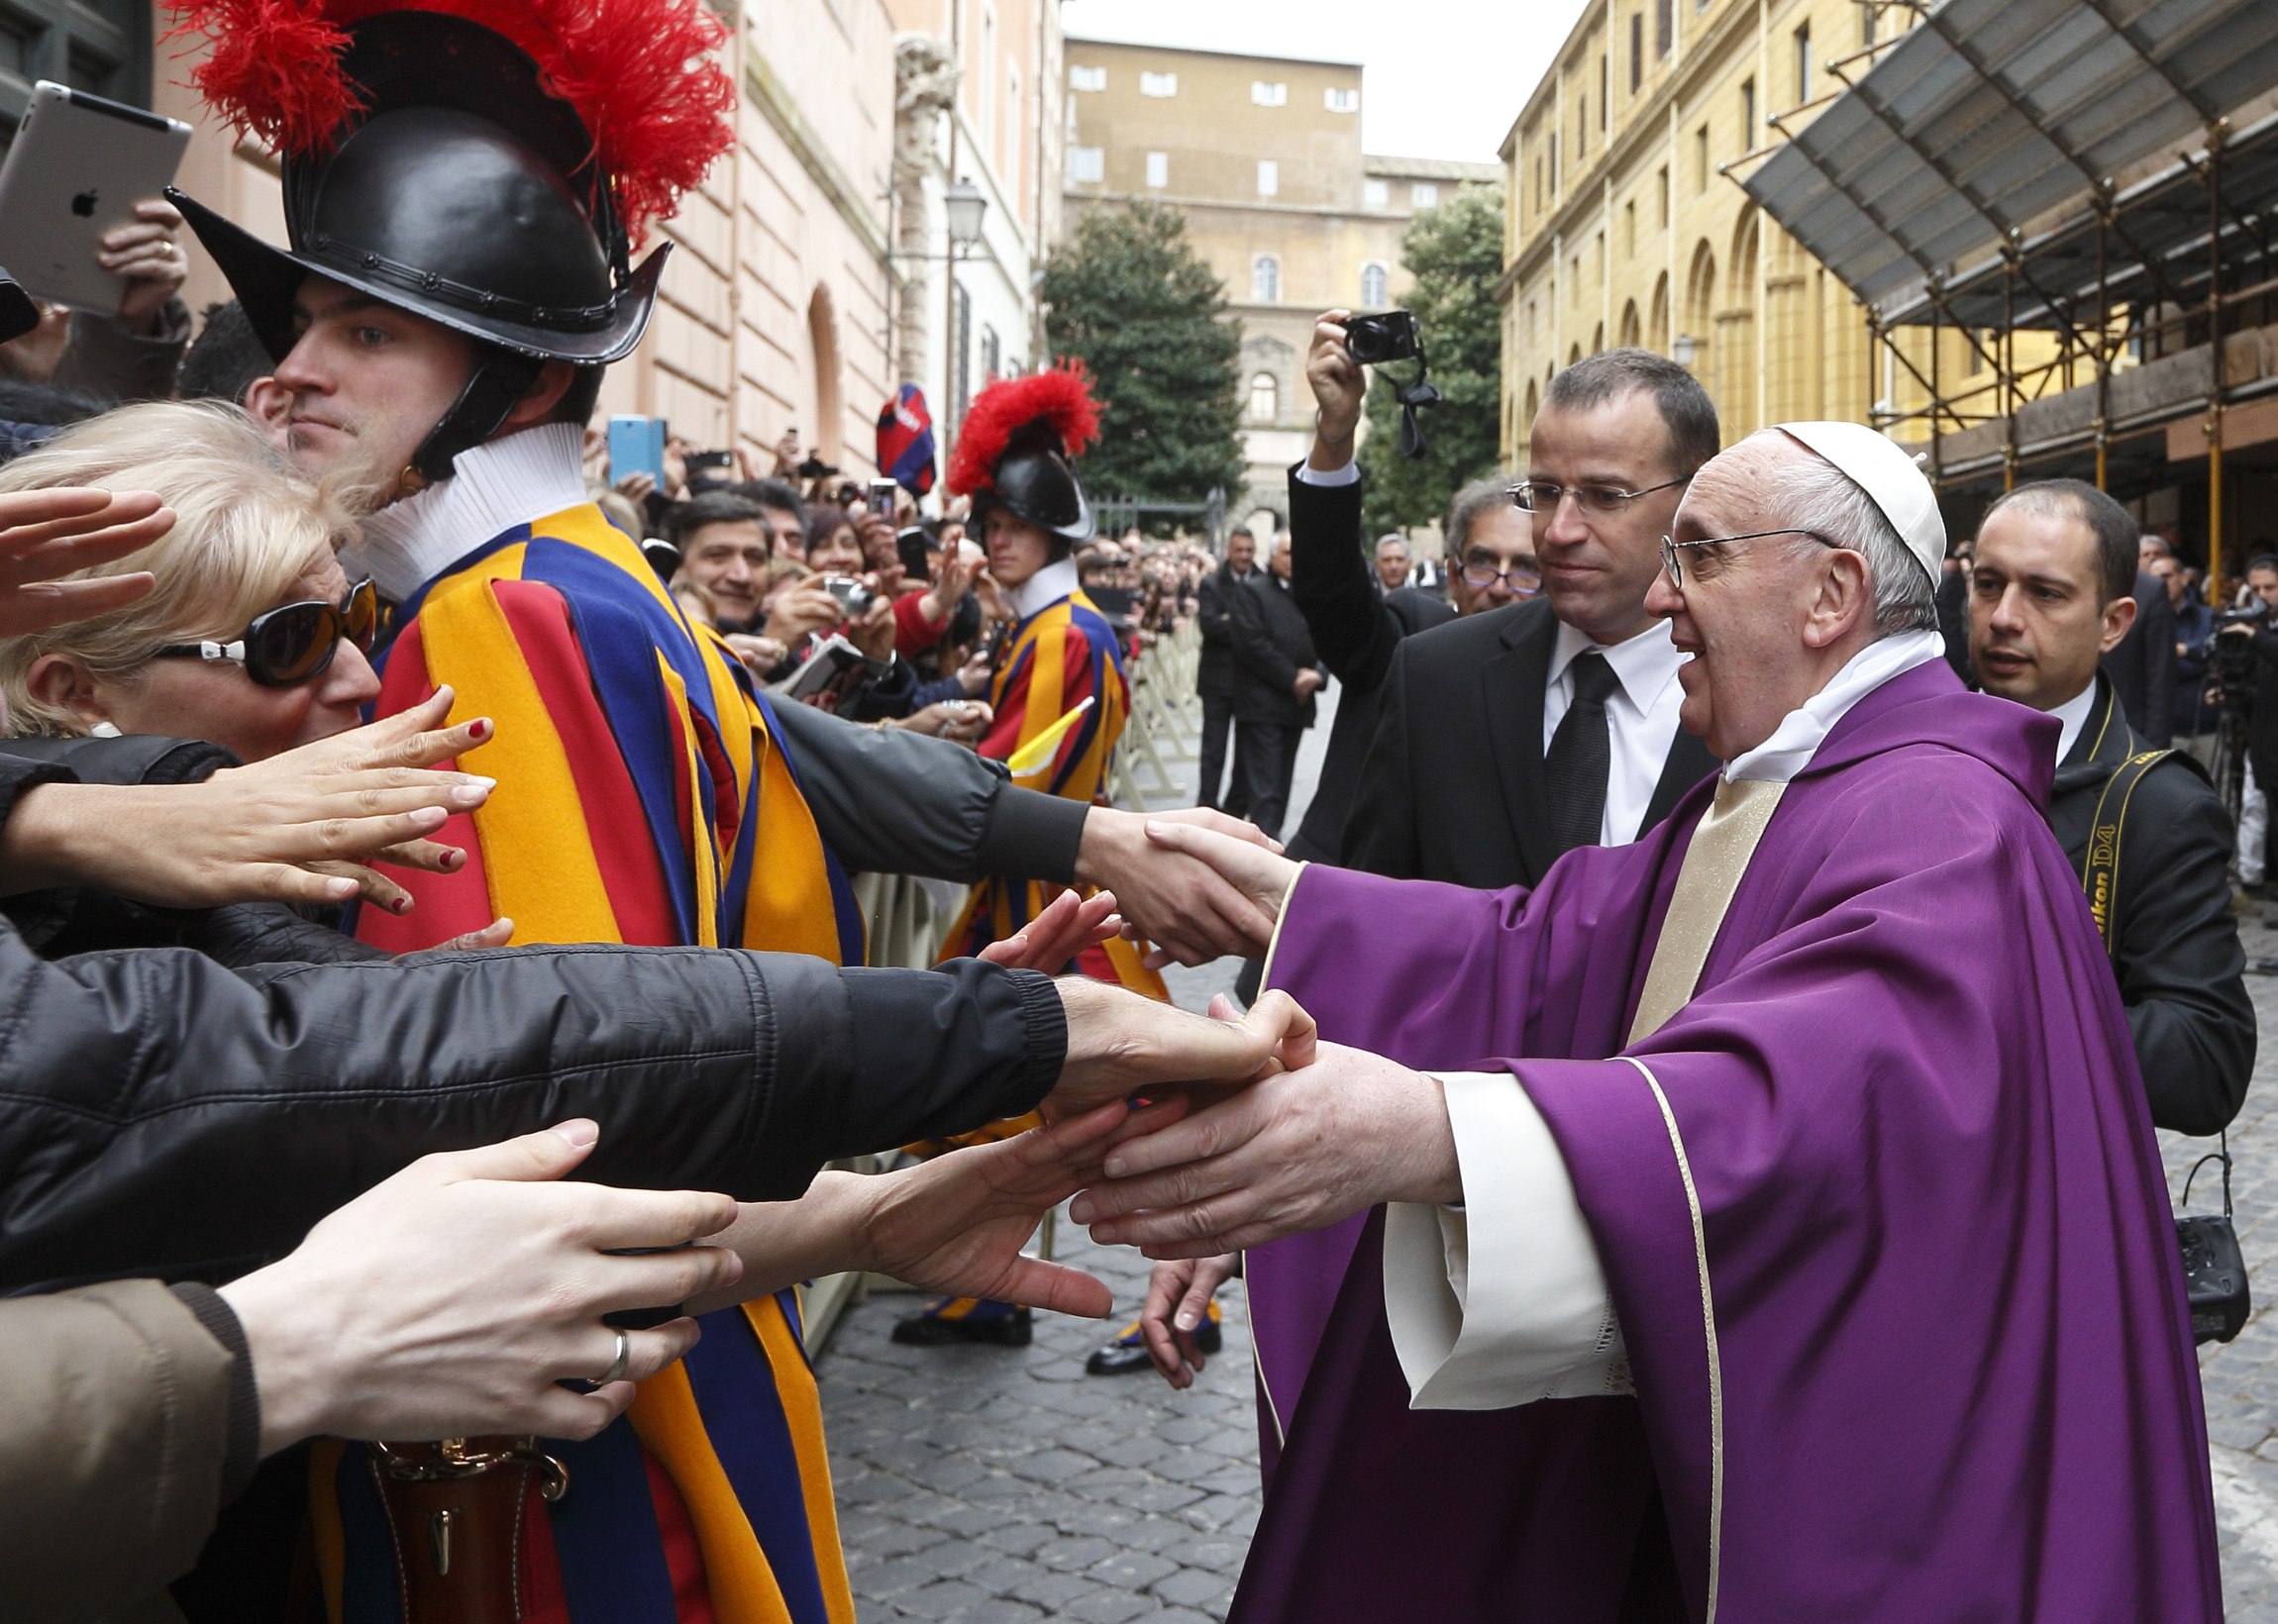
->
[1069, 64, 1105, 91]
[1741, 77, 1755, 152]
[1528, 300, 1538, 344]
[1249, 371, 1279, 424]
[1140, 70, 1177, 97]
[1625, 199, 1636, 257]
[1361, 262, 1389, 307]
[1795, 21, 1811, 101]
[1630, 13, 1643, 92]
[1145, 152, 1168, 188]
[981, 323, 1000, 382]
[0, 0, 148, 127]
[1252, 80, 1287, 106]
[980, 7, 995, 152]
[1325, 86, 1360, 113]
[1550, 133, 1559, 195]
[1411, 181, 1439, 209]
[1657, 0, 1673, 56]
[1577, 92, 1586, 158]
[1533, 156, 1543, 212]
[1252, 255, 1280, 303]
[1695, 126, 1708, 191]
[1601, 54, 1609, 128]
[1258, 159, 1279, 197]
[1366, 177, 1390, 208]
[1658, 163, 1670, 226]
[1004, 63, 1020, 174]
[1070, 146, 1104, 184]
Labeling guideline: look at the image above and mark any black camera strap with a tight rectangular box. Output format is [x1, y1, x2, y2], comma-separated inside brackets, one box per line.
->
[1384, 340, 1441, 461]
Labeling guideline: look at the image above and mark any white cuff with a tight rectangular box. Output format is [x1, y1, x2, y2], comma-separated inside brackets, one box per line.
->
[1383, 1071, 1629, 1409]
[1294, 458, 1360, 487]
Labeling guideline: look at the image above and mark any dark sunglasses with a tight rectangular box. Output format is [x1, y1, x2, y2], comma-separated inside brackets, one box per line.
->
[154, 578, 378, 688]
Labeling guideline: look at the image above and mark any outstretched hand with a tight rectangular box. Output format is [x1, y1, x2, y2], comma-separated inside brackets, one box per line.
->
[1043, 981, 1317, 1122]
[1069, 1033, 1460, 1259]
[0, 687, 501, 912]
[860, 1102, 1187, 1318]
[1073, 805, 1289, 967]
[0, 487, 173, 636]
[977, 887, 1122, 973]
[1138, 1253, 1241, 1390]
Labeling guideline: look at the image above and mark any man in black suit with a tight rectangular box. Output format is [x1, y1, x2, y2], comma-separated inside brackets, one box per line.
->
[1193, 527, 1259, 815]
[1226, 533, 1327, 842]
[1334, 346, 1723, 885]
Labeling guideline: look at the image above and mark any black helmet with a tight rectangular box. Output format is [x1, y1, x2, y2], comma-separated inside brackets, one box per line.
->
[167, 4, 731, 481]
[946, 365, 1102, 556]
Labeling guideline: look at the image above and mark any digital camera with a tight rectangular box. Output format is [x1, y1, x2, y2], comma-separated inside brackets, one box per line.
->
[822, 574, 876, 617]
[1342, 309, 1420, 366]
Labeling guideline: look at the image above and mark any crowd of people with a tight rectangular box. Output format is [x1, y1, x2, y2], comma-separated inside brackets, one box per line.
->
[0, 2, 2261, 1622]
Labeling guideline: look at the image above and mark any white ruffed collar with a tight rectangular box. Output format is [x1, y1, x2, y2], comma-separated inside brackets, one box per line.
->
[347, 423, 591, 602]
[1008, 556, 1083, 621]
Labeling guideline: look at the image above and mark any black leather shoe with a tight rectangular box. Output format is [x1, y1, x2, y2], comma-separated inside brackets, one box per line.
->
[1084, 1316, 1221, 1374]
[890, 1301, 1032, 1347]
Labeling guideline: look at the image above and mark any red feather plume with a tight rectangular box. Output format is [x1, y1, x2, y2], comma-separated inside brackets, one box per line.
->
[947, 362, 1102, 498]
[163, 0, 734, 246]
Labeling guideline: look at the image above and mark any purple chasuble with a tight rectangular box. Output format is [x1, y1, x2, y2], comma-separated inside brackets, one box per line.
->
[1237, 659, 2219, 1623]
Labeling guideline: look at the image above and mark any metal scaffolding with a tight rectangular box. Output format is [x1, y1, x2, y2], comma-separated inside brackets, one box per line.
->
[1739, 0, 2278, 592]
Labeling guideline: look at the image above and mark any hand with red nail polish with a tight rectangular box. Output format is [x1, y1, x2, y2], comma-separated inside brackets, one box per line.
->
[0, 688, 502, 912]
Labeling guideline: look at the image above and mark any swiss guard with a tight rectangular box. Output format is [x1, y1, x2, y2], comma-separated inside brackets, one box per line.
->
[895, 365, 1177, 1353]
[166, 1, 863, 1619]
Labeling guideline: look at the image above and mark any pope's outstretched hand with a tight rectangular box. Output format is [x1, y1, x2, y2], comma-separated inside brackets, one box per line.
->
[1070, 999, 1463, 1258]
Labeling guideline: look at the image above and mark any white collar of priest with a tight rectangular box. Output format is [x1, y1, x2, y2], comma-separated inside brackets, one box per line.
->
[1549, 617, 1687, 713]
[1010, 556, 1084, 621]
[2046, 677, 2101, 766]
[349, 423, 592, 603]
[1722, 628, 1948, 785]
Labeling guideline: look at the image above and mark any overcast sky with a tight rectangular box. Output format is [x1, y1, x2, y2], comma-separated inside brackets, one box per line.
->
[1059, 0, 1595, 166]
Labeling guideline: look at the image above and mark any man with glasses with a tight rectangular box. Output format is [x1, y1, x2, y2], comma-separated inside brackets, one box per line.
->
[1337, 345, 1721, 892]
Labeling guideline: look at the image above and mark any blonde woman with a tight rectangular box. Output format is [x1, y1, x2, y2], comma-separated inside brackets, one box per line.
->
[0, 400, 497, 920]
[0, 401, 383, 763]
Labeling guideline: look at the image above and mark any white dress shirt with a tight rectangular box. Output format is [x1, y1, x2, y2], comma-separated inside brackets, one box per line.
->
[1382, 626, 1948, 1410]
[1544, 619, 1692, 847]
[2046, 678, 2101, 766]
[1007, 557, 1082, 622]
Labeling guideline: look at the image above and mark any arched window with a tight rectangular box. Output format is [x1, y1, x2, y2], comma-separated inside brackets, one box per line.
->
[1248, 371, 1280, 424]
[1252, 255, 1281, 303]
[1360, 261, 1389, 308]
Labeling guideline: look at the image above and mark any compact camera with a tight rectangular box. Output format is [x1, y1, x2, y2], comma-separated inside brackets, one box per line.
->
[1342, 309, 1420, 366]
[867, 476, 899, 518]
[822, 574, 876, 617]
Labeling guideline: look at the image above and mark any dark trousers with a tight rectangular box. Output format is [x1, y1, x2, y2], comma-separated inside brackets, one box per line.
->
[1198, 687, 1248, 815]
[1235, 718, 1303, 842]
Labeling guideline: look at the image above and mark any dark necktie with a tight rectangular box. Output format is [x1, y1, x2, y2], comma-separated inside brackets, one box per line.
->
[1544, 650, 1621, 856]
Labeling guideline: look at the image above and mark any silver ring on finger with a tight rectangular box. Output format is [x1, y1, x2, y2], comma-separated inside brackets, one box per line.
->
[593, 1327, 631, 1386]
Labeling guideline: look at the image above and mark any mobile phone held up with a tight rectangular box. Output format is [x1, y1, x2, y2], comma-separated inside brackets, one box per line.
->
[867, 476, 899, 518]
[607, 415, 667, 487]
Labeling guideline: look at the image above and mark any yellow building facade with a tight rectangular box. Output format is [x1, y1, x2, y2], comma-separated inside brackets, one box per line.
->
[1501, 0, 2009, 464]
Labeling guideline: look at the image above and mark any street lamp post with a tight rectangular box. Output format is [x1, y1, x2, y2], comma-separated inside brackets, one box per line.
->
[942, 176, 987, 467]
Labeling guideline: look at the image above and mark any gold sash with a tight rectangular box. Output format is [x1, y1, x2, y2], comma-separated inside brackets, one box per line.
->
[1626, 777, 1787, 1044]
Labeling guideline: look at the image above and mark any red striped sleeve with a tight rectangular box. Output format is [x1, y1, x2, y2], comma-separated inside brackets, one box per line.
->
[487, 580, 680, 948]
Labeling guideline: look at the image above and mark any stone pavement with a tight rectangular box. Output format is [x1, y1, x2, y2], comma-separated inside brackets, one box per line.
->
[818, 1232, 1260, 1624]
[2179, 912, 2278, 1621]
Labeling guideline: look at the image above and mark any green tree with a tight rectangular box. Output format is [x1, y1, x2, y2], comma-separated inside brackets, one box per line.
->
[1359, 182, 1507, 536]
[1042, 201, 1246, 521]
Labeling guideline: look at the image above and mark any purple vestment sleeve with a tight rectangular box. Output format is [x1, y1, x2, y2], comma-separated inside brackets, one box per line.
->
[1235, 660, 2220, 1624]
